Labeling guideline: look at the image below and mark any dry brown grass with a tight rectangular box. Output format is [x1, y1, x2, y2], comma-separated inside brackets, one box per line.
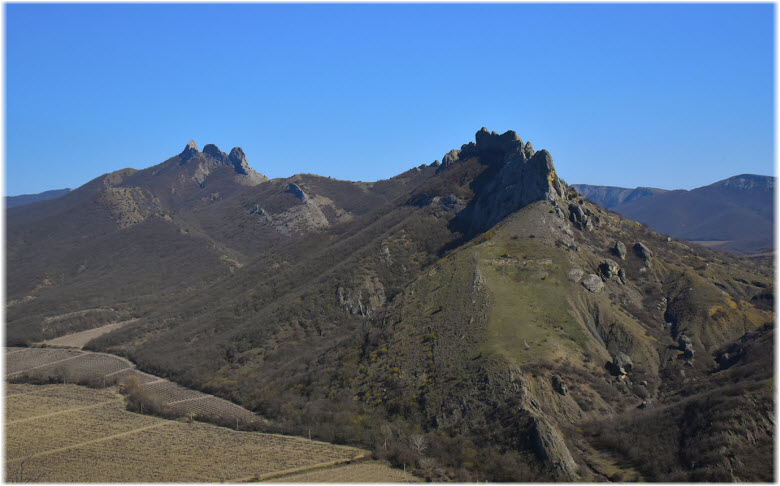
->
[6, 347, 257, 424]
[270, 462, 421, 482]
[41, 321, 134, 349]
[5, 384, 365, 482]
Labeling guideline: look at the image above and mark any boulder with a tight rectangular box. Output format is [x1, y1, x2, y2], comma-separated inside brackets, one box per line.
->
[567, 268, 584, 283]
[581, 274, 604, 293]
[612, 352, 633, 375]
[634, 242, 653, 262]
[569, 204, 592, 231]
[552, 375, 568, 396]
[440, 194, 466, 212]
[599, 259, 620, 279]
[613, 241, 627, 259]
[618, 267, 627, 285]
[678, 334, 693, 351]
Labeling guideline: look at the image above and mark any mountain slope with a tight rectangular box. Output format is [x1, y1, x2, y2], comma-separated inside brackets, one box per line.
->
[6, 188, 72, 208]
[573, 174, 775, 254]
[6, 130, 774, 481]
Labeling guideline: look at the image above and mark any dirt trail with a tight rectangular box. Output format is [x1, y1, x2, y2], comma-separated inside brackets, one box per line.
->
[229, 453, 368, 483]
[7, 400, 116, 425]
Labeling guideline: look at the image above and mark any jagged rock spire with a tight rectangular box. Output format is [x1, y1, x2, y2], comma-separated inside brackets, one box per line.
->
[180, 139, 200, 161]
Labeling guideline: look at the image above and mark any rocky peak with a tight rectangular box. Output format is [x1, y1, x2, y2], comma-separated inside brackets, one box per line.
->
[228, 147, 250, 175]
[202, 144, 227, 162]
[449, 128, 566, 235]
[180, 140, 199, 162]
[475, 127, 523, 154]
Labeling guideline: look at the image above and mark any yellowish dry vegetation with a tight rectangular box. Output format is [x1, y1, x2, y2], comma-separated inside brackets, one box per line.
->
[41, 321, 134, 349]
[6, 384, 365, 482]
[270, 461, 421, 482]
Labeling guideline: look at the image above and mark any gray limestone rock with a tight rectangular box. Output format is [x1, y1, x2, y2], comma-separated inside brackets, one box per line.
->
[475, 127, 523, 153]
[202, 144, 226, 162]
[634, 242, 653, 262]
[567, 268, 584, 283]
[441, 149, 461, 168]
[679, 334, 693, 351]
[599, 259, 620, 279]
[552, 375, 568, 396]
[524, 141, 535, 159]
[529, 414, 578, 479]
[612, 352, 634, 375]
[613, 240, 627, 259]
[569, 204, 592, 231]
[180, 140, 199, 161]
[228, 147, 250, 174]
[581, 274, 604, 293]
[285, 183, 309, 203]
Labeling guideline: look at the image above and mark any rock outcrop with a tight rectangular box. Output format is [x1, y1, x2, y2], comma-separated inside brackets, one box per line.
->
[452, 128, 565, 235]
[529, 414, 578, 479]
[581, 274, 604, 293]
[599, 259, 620, 279]
[613, 240, 627, 259]
[634, 242, 653, 262]
[612, 352, 633, 376]
[180, 141, 268, 185]
[569, 204, 593, 231]
[552, 375, 568, 396]
[180, 140, 199, 161]
[285, 183, 309, 203]
[228, 147, 251, 175]
[202, 143, 226, 161]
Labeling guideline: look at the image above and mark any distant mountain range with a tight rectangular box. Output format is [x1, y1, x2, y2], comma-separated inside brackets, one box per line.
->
[6, 188, 71, 208]
[572, 174, 774, 254]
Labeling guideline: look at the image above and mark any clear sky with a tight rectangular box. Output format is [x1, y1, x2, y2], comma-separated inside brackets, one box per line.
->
[5, 3, 775, 196]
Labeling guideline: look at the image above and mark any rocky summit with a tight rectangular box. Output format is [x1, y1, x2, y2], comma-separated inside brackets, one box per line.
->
[6, 128, 774, 482]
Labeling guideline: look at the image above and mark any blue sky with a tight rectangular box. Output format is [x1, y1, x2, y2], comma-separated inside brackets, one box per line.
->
[5, 3, 775, 195]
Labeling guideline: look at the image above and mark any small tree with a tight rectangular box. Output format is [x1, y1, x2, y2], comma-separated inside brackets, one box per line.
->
[380, 424, 393, 450]
[410, 433, 427, 455]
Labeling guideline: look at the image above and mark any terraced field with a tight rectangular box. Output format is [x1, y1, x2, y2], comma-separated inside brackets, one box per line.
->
[6, 347, 256, 424]
[270, 462, 421, 482]
[5, 384, 366, 482]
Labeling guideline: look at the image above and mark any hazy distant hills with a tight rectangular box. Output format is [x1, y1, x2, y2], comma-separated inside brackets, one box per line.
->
[572, 174, 774, 254]
[6, 131, 774, 481]
[6, 188, 71, 208]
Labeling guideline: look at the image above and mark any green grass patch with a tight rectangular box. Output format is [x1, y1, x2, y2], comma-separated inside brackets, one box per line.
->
[476, 234, 587, 365]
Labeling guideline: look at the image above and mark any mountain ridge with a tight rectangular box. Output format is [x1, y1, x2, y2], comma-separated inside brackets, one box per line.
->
[573, 174, 774, 254]
[6, 129, 774, 481]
